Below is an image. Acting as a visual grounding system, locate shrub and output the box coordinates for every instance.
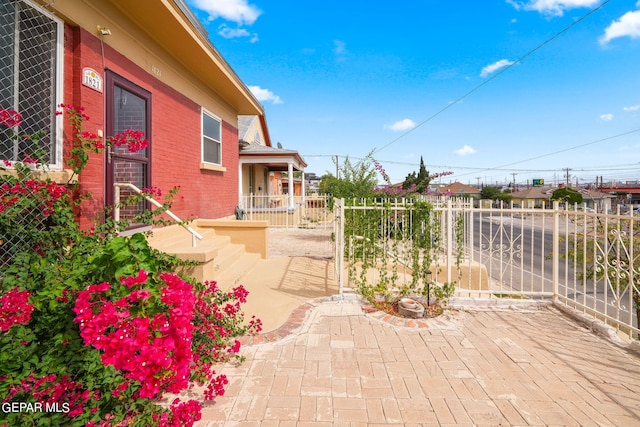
[0,106,261,426]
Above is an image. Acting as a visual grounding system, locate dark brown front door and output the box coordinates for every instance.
[105,72,151,225]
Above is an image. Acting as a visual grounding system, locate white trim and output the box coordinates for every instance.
[52,4,64,171]
[239,155,305,171]
[4,0,64,170]
[200,107,222,166]
[287,162,294,210]
[238,160,243,208]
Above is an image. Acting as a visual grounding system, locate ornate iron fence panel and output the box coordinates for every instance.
[336,198,639,339]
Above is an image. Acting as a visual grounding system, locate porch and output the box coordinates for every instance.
[238,142,308,212]
[239,194,333,229]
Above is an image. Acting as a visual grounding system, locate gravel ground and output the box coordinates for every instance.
[267,228,334,259]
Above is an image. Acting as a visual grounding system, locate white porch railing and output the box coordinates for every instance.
[335,198,640,340]
[113,183,203,247]
[240,194,333,229]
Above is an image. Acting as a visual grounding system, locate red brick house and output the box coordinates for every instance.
[2,0,263,229]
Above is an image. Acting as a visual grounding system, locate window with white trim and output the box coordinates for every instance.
[201,110,221,165]
[0,0,63,167]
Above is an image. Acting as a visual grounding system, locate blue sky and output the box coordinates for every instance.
[186,0,640,188]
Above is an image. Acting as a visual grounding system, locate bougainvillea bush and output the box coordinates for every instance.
[0,106,261,426]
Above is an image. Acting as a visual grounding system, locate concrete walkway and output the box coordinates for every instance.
[195,297,640,426]
[238,256,338,333]
[193,229,640,426]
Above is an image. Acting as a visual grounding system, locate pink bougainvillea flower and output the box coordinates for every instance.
[0,108,22,128]
[22,154,38,164]
[120,269,148,288]
[0,288,34,331]
[142,186,162,198]
[108,129,149,152]
[74,271,196,400]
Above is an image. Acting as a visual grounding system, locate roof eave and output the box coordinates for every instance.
[109,0,264,115]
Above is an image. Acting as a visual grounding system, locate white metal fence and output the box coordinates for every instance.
[240,194,333,229]
[334,198,640,339]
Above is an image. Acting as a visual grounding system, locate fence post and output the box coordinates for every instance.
[446,199,453,284]
[335,198,345,295]
[552,201,560,302]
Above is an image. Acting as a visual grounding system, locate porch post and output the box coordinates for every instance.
[288,162,294,210]
[238,161,244,209]
[301,170,306,203]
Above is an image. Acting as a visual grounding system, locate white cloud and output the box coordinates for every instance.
[507,0,600,16]
[385,119,416,131]
[217,25,259,42]
[624,104,640,112]
[333,40,348,62]
[480,59,514,77]
[600,113,614,121]
[248,86,283,104]
[218,26,249,38]
[600,10,640,44]
[189,0,261,25]
[454,145,477,156]
[333,40,346,55]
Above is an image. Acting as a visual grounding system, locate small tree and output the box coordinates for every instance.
[552,187,583,205]
[402,156,429,192]
[480,186,512,203]
[319,152,378,200]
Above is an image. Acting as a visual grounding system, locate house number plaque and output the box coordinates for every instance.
[82,68,103,93]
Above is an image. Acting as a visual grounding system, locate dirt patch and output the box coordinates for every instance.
[268,228,334,259]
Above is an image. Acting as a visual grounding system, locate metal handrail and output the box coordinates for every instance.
[114,183,203,247]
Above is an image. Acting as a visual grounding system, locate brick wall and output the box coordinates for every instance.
[64,26,240,228]
[66,25,107,229]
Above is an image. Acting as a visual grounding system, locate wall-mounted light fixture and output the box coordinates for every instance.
[97,25,111,36]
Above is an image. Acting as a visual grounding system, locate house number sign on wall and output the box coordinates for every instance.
[82,68,103,93]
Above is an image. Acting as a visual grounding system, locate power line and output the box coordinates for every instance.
[305,152,640,175]
[455,126,640,178]
[370,0,613,155]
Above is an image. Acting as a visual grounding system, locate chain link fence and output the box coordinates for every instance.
[1,0,62,267]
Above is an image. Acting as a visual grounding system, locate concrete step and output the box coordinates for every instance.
[214,252,261,290]
[148,225,216,250]
[147,223,261,286]
[149,227,229,264]
[212,243,245,273]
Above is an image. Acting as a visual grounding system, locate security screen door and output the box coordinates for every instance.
[105,72,151,226]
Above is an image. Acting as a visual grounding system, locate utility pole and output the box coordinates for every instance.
[563,168,572,186]
[511,172,517,191]
[335,155,339,179]
[476,176,481,189]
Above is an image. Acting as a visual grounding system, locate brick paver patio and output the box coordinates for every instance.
[195,298,640,426]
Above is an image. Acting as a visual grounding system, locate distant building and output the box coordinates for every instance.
[510,186,613,212]
[510,187,553,208]
[305,173,322,194]
[432,182,481,205]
